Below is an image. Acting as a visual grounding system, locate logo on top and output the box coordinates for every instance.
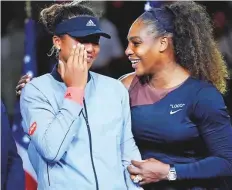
[86,19,96,27]
[169,104,185,115]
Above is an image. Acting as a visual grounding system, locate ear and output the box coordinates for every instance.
[159,36,169,52]
[52,35,62,50]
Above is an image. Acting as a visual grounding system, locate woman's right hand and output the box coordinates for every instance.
[59,43,88,89]
[16,44,87,96]
[16,74,32,96]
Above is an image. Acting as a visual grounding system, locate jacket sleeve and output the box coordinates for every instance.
[20,83,84,162]
[119,84,143,189]
[175,86,232,180]
[1,101,25,190]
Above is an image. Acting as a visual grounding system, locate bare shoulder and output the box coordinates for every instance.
[118,72,136,90]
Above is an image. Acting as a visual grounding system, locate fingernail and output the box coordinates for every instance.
[21,83,25,87]
[73,45,76,49]
[26,79,30,82]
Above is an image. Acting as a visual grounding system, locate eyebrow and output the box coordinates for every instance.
[127,36,142,41]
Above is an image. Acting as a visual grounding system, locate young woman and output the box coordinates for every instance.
[18,2,141,190]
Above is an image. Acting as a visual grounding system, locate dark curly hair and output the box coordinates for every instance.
[139,1,228,94]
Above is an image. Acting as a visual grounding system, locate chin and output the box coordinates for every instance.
[87,62,93,70]
[135,69,145,77]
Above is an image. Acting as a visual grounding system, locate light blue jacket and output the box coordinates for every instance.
[20,68,142,190]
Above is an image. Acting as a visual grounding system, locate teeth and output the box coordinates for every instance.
[131,60,140,64]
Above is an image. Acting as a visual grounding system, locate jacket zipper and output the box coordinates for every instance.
[82,99,99,190]
[47,162,50,186]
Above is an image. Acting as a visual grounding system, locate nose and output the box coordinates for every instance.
[125,44,133,57]
[84,43,94,53]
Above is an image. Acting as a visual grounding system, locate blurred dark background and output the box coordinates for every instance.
[1,1,232,124]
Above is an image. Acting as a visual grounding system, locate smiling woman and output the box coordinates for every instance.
[121,1,232,190]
